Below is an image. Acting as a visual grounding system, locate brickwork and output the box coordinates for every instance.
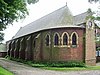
[41,28,85,62]
[85,19,96,66]
[6,26,96,65]
[19,38,26,59]
[25,36,33,60]
[14,40,19,58]
[33,33,42,61]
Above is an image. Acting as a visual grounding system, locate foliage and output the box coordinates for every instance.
[86,8,94,19]
[26,0,39,4]
[0,0,38,41]
[6,56,100,71]
[0,66,14,75]
[42,66,100,71]
[97,47,100,51]
[88,0,99,3]
[31,61,85,67]
[96,40,100,45]
[6,56,85,67]
[88,0,100,21]
[0,32,4,42]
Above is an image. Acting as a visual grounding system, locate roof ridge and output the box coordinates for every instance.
[74,11,87,17]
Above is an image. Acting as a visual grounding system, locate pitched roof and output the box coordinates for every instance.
[73,12,88,25]
[13,5,87,39]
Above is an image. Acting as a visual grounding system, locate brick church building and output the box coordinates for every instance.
[6,5,96,65]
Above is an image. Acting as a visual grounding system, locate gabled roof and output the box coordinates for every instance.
[13,5,87,39]
[73,12,88,25]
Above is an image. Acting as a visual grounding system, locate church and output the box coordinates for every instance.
[6,5,96,66]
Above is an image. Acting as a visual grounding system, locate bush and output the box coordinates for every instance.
[6,56,85,67]
[32,61,85,67]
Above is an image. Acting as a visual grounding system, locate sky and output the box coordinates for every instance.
[3,0,99,43]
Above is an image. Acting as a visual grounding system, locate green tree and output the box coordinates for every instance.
[88,0,100,20]
[0,0,38,42]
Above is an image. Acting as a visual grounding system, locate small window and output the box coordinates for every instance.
[63,33,68,45]
[45,34,50,46]
[54,33,59,46]
[72,33,77,45]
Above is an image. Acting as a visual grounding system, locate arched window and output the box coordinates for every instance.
[72,33,77,45]
[71,32,78,47]
[62,32,69,45]
[45,34,50,46]
[54,33,60,46]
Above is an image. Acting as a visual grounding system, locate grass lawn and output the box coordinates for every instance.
[8,57,100,71]
[41,66,100,71]
[29,63,100,71]
[20,60,100,71]
[0,67,14,75]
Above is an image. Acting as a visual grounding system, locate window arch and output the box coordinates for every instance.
[71,32,78,46]
[45,34,50,46]
[61,32,69,46]
[54,33,60,46]
[72,33,77,45]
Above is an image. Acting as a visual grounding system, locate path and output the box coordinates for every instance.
[0,58,100,75]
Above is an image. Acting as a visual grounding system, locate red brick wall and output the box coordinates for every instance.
[42,28,85,62]
[85,20,96,66]
[7,27,85,62]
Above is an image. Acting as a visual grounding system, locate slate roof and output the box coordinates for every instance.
[73,12,88,25]
[13,5,88,39]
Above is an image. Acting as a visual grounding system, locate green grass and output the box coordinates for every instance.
[87,66,100,70]
[29,62,100,71]
[41,66,100,71]
[0,67,14,75]
[7,56,100,71]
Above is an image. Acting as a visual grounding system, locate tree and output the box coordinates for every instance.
[0,0,38,42]
[88,0,100,21]
[0,32,4,43]
[88,0,99,3]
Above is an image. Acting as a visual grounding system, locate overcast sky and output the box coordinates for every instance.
[3,0,99,43]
